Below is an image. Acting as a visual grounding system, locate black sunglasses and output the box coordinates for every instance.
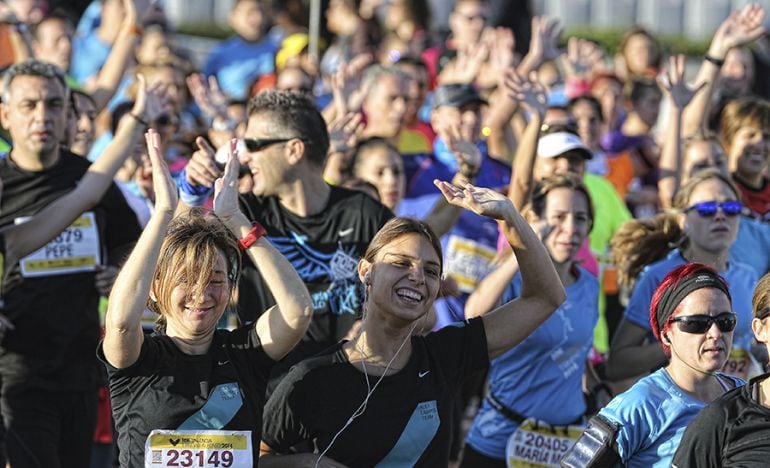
[668,312,737,334]
[243,137,300,152]
[684,200,742,217]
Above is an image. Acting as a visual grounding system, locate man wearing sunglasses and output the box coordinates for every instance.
[179,90,393,391]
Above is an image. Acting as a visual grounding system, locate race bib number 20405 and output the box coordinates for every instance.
[144,430,252,468]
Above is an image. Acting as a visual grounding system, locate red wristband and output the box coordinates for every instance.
[238,222,267,250]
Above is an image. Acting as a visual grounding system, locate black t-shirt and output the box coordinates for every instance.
[99,327,275,468]
[673,372,770,467]
[237,186,392,362]
[262,317,489,467]
[0,151,141,394]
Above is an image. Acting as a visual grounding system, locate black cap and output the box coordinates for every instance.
[432,83,487,110]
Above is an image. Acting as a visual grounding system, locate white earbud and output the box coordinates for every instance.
[364,272,371,285]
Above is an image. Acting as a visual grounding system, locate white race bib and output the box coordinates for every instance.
[444,235,496,294]
[724,347,763,381]
[506,418,583,468]
[144,430,252,468]
[17,212,101,277]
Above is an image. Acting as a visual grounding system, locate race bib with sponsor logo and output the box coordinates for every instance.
[17,212,101,277]
[506,418,584,468]
[144,430,252,468]
[444,235,496,294]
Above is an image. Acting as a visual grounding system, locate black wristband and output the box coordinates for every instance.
[129,112,149,127]
[704,54,725,68]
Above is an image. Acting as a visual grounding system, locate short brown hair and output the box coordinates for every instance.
[150,209,241,331]
[363,217,443,274]
[719,97,770,154]
[530,173,594,232]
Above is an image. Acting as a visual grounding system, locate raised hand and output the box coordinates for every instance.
[658,54,706,111]
[185,137,221,188]
[213,139,247,227]
[710,3,766,59]
[434,180,514,221]
[186,73,229,121]
[563,37,603,80]
[328,112,364,155]
[131,74,171,124]
[503,69,548,117]
[488,27,517,86]
[441,121,481,173]
[527,16,563,66]
[438,43,489,85]
[145,128,178,213]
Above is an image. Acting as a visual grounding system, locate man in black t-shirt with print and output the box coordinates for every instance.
[0,60,141,467]
[182,91,392,388]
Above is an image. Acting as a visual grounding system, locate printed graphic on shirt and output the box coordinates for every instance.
[271,232,360,316]
[178,383,243,430]
[376,400,440,467]
[549,303,591,380]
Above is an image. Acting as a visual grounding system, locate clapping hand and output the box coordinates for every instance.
[145,128,178,214]
[213,140,249,228]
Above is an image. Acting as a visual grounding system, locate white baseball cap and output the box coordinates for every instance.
[537,132,593,159]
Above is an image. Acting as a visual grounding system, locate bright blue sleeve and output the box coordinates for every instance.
[599,390,653,463]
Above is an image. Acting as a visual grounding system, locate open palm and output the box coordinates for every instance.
[434,180,513,220]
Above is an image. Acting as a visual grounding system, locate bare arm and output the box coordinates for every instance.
[517,16,562,77]
[102,128,178,369]
[86,0,140,112]
[606,318,667,381]
[464,253,519,318]
[503,69,547,210]
[213,144,313,361]
[436,182,565,359]
[483,28,519,162]
[2,75,167,267]
[657,55,705,209]
[681,4,766,137]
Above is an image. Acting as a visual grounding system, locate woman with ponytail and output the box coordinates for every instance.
[607,169,758,383]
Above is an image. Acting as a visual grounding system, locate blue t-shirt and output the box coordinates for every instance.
[624,249,758,351]
[599,368,742,468]
[730,216,770,278]
[398,140,511,327]
[70,30,111,84]
[465,266,599,459]
[203,35,277,100]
